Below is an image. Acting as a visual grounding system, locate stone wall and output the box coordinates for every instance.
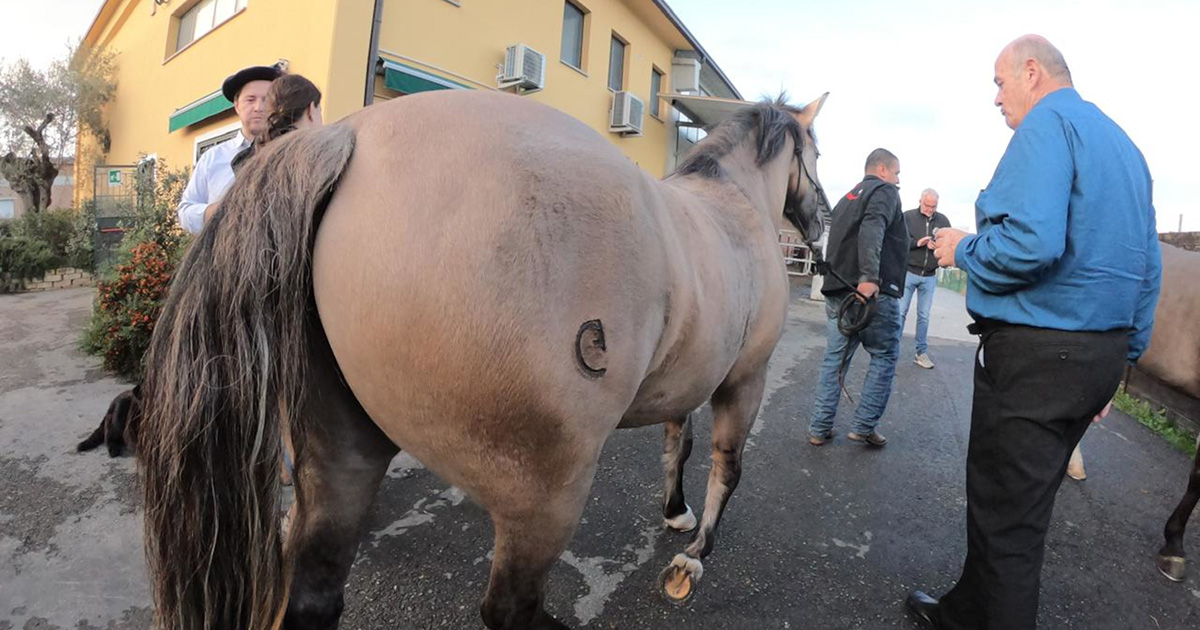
[1159,232,1200,253]
[1,267,94,293]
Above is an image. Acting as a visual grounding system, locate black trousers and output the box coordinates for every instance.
[939,324,1127,630]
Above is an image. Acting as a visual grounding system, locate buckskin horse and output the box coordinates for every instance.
[138,89,830,629]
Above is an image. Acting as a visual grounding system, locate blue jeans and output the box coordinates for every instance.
[899,271,937,355]
[809,293,901,437]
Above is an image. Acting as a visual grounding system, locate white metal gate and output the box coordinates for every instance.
[779,229,814,276]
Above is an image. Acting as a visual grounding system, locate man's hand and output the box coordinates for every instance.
[1093,401,1112,424]
[917,236,933,248]
[933,228,969,267]
[856,282,879,298]
[202,203,218,227]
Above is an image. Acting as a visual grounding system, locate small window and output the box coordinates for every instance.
[0,199,15,220]
[676,112,707,148]
[177,7,199,50]
[214,0,237,21]
[176,0,247,53]
[608,35,626,91]
[561,2,585,69]
[650,68,663,117]
[195,129,238,163]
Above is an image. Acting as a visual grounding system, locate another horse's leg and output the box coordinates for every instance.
[1066,443,1086,481]
[657,370,765,604]
[283,342,399,629]
[1157,442,1200,582]
[662,414,697,531]
[481,464,596,630]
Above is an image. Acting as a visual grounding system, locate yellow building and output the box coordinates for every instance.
[77,0,742,207]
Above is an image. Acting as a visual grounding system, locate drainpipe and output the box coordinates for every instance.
[363,0,384,107]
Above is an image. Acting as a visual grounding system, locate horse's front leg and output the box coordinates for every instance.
[662,414,697,531]
[1157,440,1200,582]
[657,369,765,604]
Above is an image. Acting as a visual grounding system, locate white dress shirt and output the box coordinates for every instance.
[176,131,251,234]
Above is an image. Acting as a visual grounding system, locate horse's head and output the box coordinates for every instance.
[783,93,831,261]
[672,94,831,257]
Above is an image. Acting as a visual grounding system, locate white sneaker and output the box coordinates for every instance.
[914,353,935,369]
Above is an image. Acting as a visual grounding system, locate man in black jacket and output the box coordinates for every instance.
[900,189,952,369]
[808,148,908,448]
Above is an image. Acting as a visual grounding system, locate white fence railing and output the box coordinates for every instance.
[779,229,814,276]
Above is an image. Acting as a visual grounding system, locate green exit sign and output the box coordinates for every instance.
[108,170,121,185]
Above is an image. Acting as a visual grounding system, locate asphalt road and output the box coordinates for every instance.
[2,286,1198,629]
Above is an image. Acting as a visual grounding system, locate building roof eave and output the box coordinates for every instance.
[81,0,120,48]
[665,93,752,129]
[649,0,741,100]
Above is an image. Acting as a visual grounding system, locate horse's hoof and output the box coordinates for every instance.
[664,505,697,532]
[656,553,703,605]
[1156,554,1186,582]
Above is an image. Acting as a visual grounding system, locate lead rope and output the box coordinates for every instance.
[813,261,878,404]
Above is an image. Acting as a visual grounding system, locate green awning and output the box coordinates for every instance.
[382,60,470,94]
[169,90,233,132]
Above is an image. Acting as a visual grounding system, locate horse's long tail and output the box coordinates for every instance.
[139,124,356,630]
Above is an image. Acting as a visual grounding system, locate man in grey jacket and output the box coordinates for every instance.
[900,189,952,368]
[808,148,908,448]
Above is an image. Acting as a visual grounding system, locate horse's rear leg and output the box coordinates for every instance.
[662,414,697,531]
[1157,444,1200,582]
[481,454,598,630]
[283,346,399,629]
[657,370,765,604]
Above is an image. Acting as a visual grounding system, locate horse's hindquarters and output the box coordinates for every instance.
[311,94,681,628]
[311,92,667,506]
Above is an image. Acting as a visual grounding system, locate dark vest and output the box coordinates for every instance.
[822,177,908,298]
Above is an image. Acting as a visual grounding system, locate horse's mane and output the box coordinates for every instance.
[674,96,804,180]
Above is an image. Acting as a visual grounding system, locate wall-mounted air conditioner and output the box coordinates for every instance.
[497,44,545,93]
[609,91,645,136]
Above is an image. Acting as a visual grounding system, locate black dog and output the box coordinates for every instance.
[77,384,142,457]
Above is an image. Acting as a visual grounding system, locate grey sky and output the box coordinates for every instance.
[672,0,1199,232]
[3,0,1195,231]
[0,0,98,71]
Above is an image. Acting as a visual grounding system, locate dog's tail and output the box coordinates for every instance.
[76,422,106,452]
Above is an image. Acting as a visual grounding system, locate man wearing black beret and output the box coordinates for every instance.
[176,64,281,233]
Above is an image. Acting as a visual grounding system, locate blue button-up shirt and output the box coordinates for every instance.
[955,88,1162,362]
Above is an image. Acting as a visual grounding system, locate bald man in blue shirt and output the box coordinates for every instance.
[907,35,1162,630]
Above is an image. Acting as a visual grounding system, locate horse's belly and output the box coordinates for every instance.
[617,402,701,428]
[615,292,783,428]
[618,372,722,428]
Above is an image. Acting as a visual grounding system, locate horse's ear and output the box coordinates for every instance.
[795,92,830,127]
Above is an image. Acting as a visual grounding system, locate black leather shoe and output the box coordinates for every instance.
[906,591,942,628]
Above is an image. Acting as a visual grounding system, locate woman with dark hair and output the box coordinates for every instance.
[232,73,323,171]
[264,73,323,140]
